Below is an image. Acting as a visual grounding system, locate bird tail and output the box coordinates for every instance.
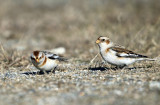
[58,57,68,62]
[144,58,155,61]
[150,56,160,62]
[137,58,155,61]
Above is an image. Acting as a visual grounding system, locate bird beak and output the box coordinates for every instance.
[36,59,39,63]
[96,40,100,44]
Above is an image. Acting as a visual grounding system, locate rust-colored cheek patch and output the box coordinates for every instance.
[105,48,110,53]
[39,57,47,67]
[40,54,44,59]
[106,40,110,44]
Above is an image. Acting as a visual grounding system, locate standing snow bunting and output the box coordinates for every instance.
[96,36,154,68]
[30,50,66,73]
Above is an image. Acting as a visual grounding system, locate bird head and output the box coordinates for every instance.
[30,51,45,64]
[96,36,113,49]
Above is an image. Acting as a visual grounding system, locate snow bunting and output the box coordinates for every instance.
[96,36,153,68]
[30,51,65,73]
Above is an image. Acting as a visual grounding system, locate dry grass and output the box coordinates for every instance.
[0,0,160,105]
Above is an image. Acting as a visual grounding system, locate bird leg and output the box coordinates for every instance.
[115,65,127,69]
[51,67,57,74]
[38,70,46,75]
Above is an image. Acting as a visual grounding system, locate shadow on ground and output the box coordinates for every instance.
[88,66,152,71]
[22,70,55,75]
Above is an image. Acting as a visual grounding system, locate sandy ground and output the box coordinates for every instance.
[0,0,160,105]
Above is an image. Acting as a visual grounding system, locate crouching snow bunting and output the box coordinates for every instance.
[30,51,66,73]
[96,36,154,68]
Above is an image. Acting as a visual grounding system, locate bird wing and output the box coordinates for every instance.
[110,47,148,58]
[42,51,67,61]
[42,51,59,59]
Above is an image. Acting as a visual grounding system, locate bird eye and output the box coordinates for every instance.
[101,39,105,42]
[39,57,42,59]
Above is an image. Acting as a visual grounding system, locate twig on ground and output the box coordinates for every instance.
[90,53,99,64]
[8,57,24,67]
[0,43,9,61]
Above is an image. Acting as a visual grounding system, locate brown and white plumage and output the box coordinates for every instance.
[30,50,65,72]
[96,36,153,68]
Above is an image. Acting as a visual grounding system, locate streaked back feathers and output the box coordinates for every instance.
[42,51,67,62]
[110,47,148,58]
